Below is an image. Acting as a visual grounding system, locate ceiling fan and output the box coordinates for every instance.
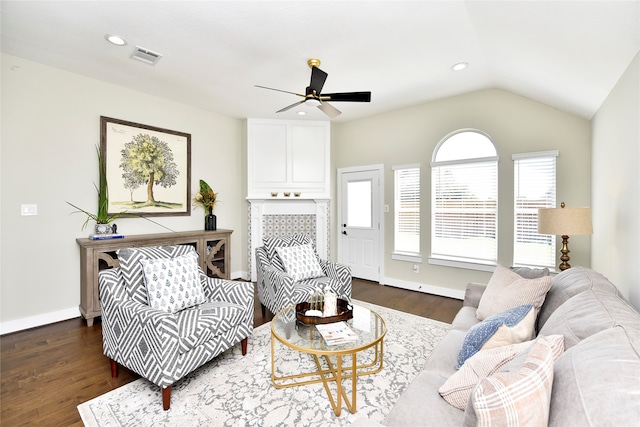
[255,58,371,119]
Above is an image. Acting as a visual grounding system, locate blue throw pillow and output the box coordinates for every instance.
[456,304,535,369]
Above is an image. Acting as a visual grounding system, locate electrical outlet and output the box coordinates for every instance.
[413,264,419,273]
[21,204,37,216]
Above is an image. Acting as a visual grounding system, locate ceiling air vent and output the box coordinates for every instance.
[130,46,163,65]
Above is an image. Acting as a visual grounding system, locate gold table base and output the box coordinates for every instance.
[270,327,384,416]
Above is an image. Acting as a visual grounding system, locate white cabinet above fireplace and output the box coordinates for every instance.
[247,119,330,199]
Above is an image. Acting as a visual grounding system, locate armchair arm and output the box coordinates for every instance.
[318,258,352,299]
[201,275,254,309]
[318,258,350,281]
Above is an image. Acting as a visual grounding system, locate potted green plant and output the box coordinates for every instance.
[67,146,127,234]
[193,179,218,230]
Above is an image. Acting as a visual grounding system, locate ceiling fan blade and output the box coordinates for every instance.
[318,101,341,119]
[321,91,371,102]
[309,66,328,94]
[255,85,305,97]
[276,99,306,113]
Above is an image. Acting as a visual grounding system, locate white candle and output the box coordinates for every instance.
[323,291,337,317]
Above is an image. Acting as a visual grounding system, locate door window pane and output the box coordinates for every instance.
[348,180,372,228]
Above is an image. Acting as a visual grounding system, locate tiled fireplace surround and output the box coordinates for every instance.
[247,199,330,281]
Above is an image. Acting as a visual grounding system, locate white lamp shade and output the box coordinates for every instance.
[538,206,593,236]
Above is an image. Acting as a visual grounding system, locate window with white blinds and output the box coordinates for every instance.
[431,131,498,265]
[513,151,558,269]
[394,165,420,255]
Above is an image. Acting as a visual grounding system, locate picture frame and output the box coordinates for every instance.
[100,116,191,217]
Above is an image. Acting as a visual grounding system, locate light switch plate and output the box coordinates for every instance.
[21,204,37,216]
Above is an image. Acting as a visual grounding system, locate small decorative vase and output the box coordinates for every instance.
[205,208,217,231]
[94,223,115,234]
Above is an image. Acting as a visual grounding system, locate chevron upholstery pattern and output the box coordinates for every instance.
[99,245,253,410]
[256,235,351,317]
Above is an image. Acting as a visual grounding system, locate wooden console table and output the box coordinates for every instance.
[77,229,233,326]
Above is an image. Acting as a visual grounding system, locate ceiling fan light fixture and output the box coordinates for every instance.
[297,111,307,116]
[105,34,127,46]
[305,98,321,107]
[451,62,468,71]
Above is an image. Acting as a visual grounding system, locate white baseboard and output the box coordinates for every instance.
[1,306,81,335]
[381,277,465,300]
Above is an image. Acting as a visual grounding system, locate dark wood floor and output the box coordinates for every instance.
[0,279,462,426]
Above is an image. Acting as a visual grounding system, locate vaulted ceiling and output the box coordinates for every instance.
[2,1,638,122]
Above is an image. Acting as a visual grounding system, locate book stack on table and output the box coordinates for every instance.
[88,233,125,240]
[315,322,358,345]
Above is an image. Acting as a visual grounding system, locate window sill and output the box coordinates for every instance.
[392,252,422,263]
[428,256,496,272]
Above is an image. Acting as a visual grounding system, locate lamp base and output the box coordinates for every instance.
[558,235,571,271]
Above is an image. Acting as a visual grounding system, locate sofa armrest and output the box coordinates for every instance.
[463,282,487,308]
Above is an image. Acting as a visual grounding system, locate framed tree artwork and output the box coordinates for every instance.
[100,116,191,217]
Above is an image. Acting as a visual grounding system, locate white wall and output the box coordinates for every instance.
[591,52,640,309]
[332,89,592,296]
[0,54,245,332]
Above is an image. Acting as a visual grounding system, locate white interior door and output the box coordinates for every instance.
[338,166,383,282]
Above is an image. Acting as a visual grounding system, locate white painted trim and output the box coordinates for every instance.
[1,307,81,335]
[381,277,465,300]
[428,257,496,273]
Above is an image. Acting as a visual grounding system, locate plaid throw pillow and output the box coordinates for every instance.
[470,336,556,427]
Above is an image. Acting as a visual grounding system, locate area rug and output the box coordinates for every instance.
[78,300,450,426]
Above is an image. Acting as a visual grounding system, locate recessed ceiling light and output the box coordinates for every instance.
[105,34,127,46]
[451,62,468,71]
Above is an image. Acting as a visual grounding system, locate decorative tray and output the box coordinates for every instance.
[295,298,353,325]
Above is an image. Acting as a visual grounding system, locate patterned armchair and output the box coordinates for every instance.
[255,234,352,317]
[99,245,253,410]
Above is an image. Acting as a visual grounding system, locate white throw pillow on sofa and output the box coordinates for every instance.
[477,264,553,320]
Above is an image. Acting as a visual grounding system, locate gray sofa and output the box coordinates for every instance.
[358,266,640,426]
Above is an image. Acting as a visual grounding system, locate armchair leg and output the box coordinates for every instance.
[110,359,118,378]
[162,386,172,410]
[260,303,266,317]
[241,337,248,355]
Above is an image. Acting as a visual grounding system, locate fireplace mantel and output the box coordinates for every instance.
[247,198,330,281]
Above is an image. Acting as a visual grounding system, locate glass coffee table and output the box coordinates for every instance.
[270,303,386,416]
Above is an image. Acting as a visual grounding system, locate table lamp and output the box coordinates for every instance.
[538,202,592,271]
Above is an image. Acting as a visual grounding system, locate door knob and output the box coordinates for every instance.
[342,224,347,227]
[342,231,347,235]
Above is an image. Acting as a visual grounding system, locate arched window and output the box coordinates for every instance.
[430,130,498,267]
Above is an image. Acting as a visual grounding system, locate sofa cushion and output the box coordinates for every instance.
[175,301,244,354]
[383,371,464,427]
[117,245,198,305]
[549,326,640,426]
[476,265,553,320]
[263,234,313,271]
[539,289,640,349]
[441,335,563,410]
[467,336,556,427]
[457,305,535,369]
[276,243,324,281]
[538,266,620,329]
[141,252,205,313]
